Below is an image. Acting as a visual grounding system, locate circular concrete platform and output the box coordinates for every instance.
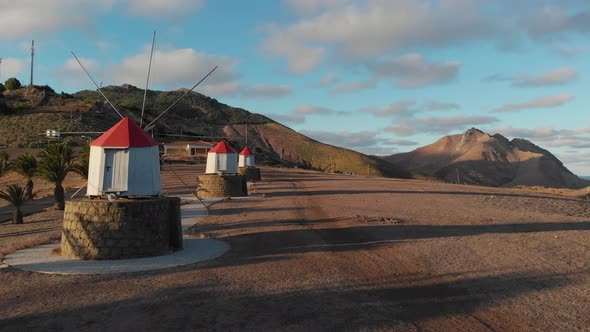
[3,237,229,275]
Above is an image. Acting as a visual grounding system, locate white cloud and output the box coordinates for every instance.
[300,129,379,148]
[330,79,377,94]
[367,54,460,88]
[385,114,499,136]
[283,0,353,16]
[424,100,460,111]
[262,0,490,72]
[386,139,420,146]
[515,67,578,86]
[488,125,590,150]
[293,105,336,115]
[0,1,204,40]
[0,57,26,81]
[60,47,289,99]
[202,81,243,97]
[550,44,586,58]
[366,100,417,118]
[491,125,561,140]
[242,84,292,99]
[126,0,204,18]
[57,57,101,89]
[0,1,116,39]
[487,67,578,87]
[526,6,590,39]
[491,93,574,113]
[362,99,460,118]
[319,72,341,87]
[298,128,415,156]
[261,32,325,73]
[267,104,343,124]
[108,48,239,94]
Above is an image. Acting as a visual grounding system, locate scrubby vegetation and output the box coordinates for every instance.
[12,153,38,200]
[37,144,77,210]
[0,184,26,224]
[4,77,22,90]
[0,83,411,180]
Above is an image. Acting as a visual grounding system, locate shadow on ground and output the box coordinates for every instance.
[0,270,579,331]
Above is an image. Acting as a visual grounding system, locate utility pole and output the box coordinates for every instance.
[456,168,460,184]
[30,40,34,86]
[0,58,3,82]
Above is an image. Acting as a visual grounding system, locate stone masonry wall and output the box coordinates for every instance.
[238,167,261,182]
[61,197,182,260]
[196,174,247,199]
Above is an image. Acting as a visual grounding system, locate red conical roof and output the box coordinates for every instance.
[91,117,157,147]
[209,140,236,154]
[239,146,254,156]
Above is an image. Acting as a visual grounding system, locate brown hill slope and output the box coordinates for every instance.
[0,85,410,179]
[384,128,589,189]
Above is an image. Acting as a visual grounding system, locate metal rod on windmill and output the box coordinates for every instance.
[144,65,218,129]
[70,51,125,119]
[140,30,156,128]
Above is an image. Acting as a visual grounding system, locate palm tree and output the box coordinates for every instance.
[0,184,26,224]
[12,153,37,200]
[72,145,90,180]
[0,151,10,177]
[38,144,76,210]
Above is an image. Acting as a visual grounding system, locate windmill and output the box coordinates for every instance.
[59,31,217,260]
[71,31,216,208]
[238,145,261,181]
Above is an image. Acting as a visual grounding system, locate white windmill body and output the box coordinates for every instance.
[86,117,161,196]
[206,141,238,174]
[238,146,255,167]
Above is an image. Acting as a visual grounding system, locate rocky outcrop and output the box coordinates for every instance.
[384,128,589,189]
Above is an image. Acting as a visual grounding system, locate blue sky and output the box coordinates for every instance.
[2,0,590,174]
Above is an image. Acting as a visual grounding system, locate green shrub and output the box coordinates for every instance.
[4,77,22,90]
[15,103,31,110]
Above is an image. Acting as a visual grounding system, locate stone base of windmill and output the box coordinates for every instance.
[196,174,247,199]
[60,197,183,260]
[238,167,261,182]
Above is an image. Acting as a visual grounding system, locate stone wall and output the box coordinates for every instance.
[196,174,247,199]
[238,167,261,182]
[61,197,182,260]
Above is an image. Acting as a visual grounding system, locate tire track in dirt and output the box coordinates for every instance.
[285,179,498,331]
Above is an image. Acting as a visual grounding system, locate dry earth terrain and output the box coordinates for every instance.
[1,166,590,331]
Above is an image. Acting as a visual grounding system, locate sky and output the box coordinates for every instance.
[2,0,590,174]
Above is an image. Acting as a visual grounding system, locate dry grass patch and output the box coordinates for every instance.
[0,209,62,261]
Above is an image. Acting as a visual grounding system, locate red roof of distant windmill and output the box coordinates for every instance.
[209,141,236,154]
[239,146,254,156]
[91,117,157,147]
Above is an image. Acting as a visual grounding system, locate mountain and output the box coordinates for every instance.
[0,84,410,179]
[384,128,589,189]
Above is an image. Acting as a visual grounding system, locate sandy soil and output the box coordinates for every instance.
[1,166,590,331]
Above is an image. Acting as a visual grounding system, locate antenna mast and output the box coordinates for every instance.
[141,31,156,128]
[30,40,34,86]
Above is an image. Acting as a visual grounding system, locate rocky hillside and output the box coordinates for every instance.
[0,85,410,179]
[384,128,589,189]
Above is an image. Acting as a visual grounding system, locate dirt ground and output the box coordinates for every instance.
[1,166,590,331]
